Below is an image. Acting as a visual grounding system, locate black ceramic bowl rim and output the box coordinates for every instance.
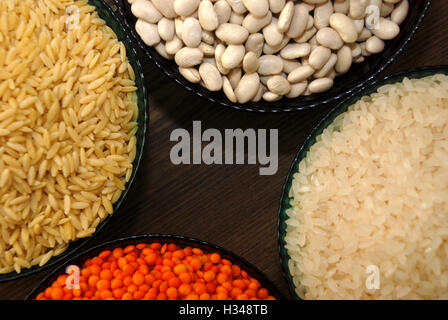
[277,65,448,300]
[26,234,285,300]
[114,0,431,113]
[0,0,149,282]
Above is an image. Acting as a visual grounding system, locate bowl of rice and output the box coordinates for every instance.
[0,0,148,281]
[278,65,448,300]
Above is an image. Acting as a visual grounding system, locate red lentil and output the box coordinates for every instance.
[35,243,276,301]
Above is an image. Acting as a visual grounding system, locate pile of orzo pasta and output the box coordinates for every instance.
[0,0,139,274]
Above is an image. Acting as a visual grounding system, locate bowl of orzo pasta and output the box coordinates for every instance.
[0,0,148,281]
[278,65,448,300]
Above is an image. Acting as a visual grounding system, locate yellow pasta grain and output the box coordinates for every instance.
[0,0,138,274]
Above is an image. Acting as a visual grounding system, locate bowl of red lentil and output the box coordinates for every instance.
[27,234,283,300]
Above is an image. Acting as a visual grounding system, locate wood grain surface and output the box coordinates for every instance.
[0,0,447,300]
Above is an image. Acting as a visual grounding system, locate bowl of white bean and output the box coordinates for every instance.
[115,0,430,112]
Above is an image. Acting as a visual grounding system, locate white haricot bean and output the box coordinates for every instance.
[353,19,364,34]
[216,23,249,44]
[349,0,368,19]
[199,42,215,56]
[334,0,349,14]
[229,12,245,25]
[131,0,407,102]
[242,12,272,33]
[135,20,160,46]
[371,18,399,40]
[282,58,301,74]
[295,26,317,43]
[267,75,291,95]
[199,63,223,91]
[198,0,219,31]
[202,30,215,45]
[258,55,283,75]
[286,4,308,39]
[226,0,247,14]
[132,0,163,24]
[286,81,307,98]
[365,36,384,54]
[228,68,242,88]
[316,27,343,50]
[179,67,201,83]
[182,18,202,47]
[234,73,260,103]
[303,0,327,5]
[314,1,333,29]
[359,41,370,57]
[174,0,200,17]
[242,0,269,18]
[262,36,289,54]
[166,36,184,55]
[152,0,176,18]
[252,84,264,102]
[221,44,246,69]
[358,28,372,41]
[348,42,361,58]
[175,47,204,67]
[391,0,409,25]
[314,53,337,78]
[306,14,314,30]
[302,4,315,12]
[329,13,358,43]
[260,75,270,86]
[263,18,283,47]
[215,43,230,75]
[155,43,174,60]
[327,69,336,80]
[203,57,216,65]
[277,1,294,33]
[243,51,259,73]
[245,33,265,57]
[222,76,238,102]
[309,77,333,93]
[288,65,314,83]
[214,0,232,25]
[269,0,286,14]
[335,45,352,73]
[263,91,281,101]
[309,46,331,70]
[309,34,318,45]
[280,43,311,59]
[158,18,175,42]
[174,18,183,38]
[381,2,394,17]
[354,55,365,63]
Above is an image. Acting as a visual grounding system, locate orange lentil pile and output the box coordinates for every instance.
[35,242,276,300]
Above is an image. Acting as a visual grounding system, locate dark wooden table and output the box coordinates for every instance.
[0,1,446,300]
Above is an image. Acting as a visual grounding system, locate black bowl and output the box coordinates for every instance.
[278,65,448,299]
[114,0,431,113]
[27,234,285,300]
[0,0,148,282]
